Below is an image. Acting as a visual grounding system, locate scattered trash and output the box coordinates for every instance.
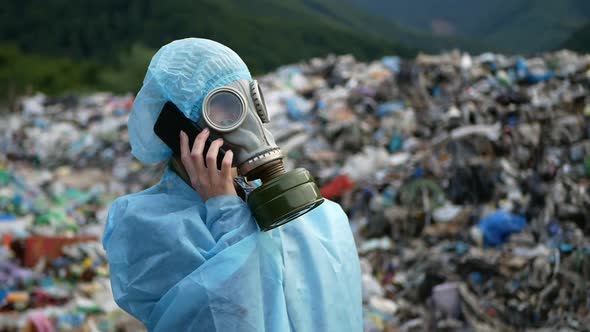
[476,211,527,247]
[259,50,589,331]
[432,282,461,318]
[2,49,590,330]
[0,93,149,330]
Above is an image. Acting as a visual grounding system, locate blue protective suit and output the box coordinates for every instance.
[103,38,362,331]
[104,168,362,331]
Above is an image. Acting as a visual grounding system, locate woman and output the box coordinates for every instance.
[103,38,362,331]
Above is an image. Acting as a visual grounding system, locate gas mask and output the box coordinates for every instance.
[194,79,324,231]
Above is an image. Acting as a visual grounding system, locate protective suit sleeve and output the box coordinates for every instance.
[103,190,257,325]
[205,195,259,242]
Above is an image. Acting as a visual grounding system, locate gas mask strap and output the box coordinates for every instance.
[250,80,269,123]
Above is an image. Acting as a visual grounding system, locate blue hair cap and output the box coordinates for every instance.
[128,38,252,164]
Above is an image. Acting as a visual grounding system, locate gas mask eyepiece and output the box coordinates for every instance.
[202,86,247,132]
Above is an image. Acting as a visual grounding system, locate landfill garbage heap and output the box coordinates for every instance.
[1,49,590,331]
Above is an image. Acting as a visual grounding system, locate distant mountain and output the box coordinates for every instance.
[562,23,590,53]
[3,0,588,68]
[2,0,430,98]
[0,0,414,74]
[0,0,507,74]
[343,0,590,53]
[301,0,493,54]
[3,0,588,99]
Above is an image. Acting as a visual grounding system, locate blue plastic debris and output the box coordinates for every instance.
[454,242,470,255]
[388,134,403,152]
[286,96,312,121]
[377,101,404,118]
[559,243,575,253]
[548,222,561,236]
[413,167,424,179]
[381,56,400,73]
[469,271,483,285]
[0,213,16,222]
[0,289,7,305]
[287,98,304,120]
[431,86,441,97]
[515,57,554,84]
[477,211,527,246]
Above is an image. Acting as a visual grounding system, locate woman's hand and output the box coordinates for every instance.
[179,128,237,200]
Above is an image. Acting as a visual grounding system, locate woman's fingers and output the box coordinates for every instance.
[178,129,237,200]
[191,128,209,175]
[179,131,198,183]
[220,150,233,181]
[206,138,224,179]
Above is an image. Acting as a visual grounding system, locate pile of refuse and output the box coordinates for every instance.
[1,49,590,331]
[0,94,153,331]
[259,50,590,331]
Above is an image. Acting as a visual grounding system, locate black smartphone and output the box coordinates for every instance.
[154,101,229,169]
